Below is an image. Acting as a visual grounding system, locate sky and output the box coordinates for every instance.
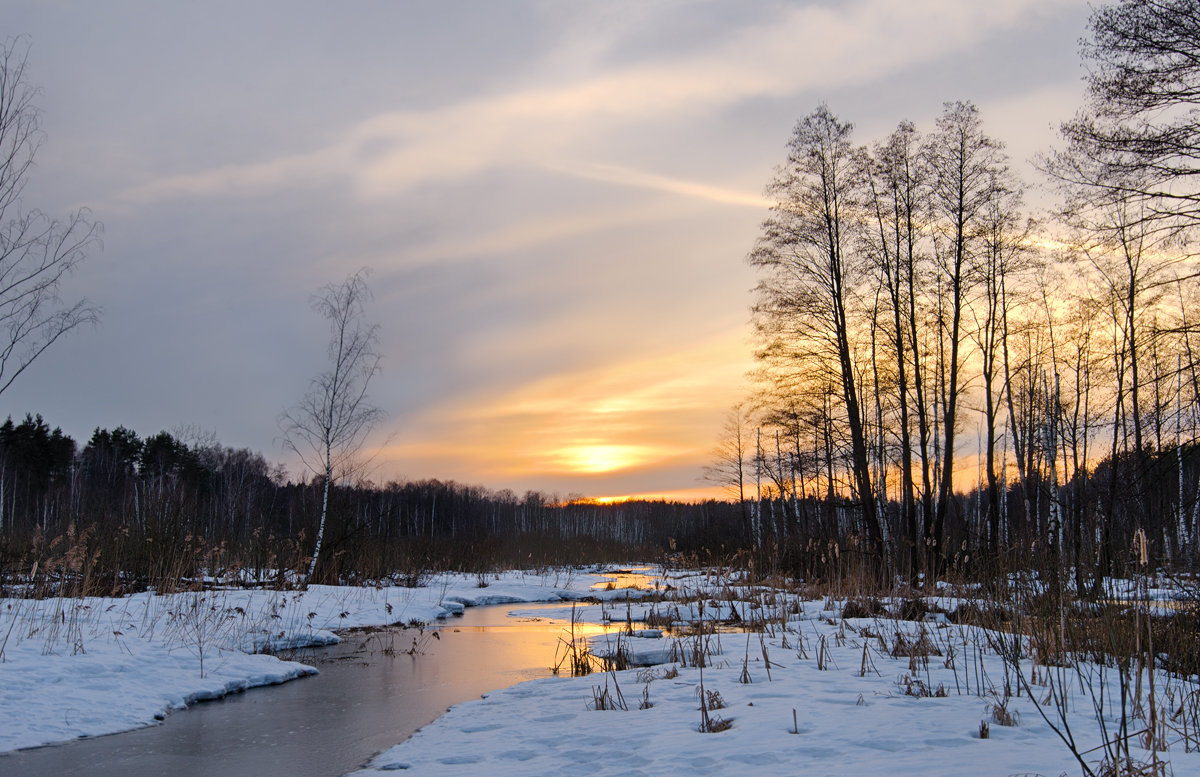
[2,0,1094,501]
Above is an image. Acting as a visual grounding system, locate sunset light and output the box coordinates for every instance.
[376,330,752,497]
[558,444,648,474]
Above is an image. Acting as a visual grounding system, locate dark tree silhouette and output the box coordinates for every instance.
[1051,0,1200,243]
[0,38,100,396]
[749,105,885,570]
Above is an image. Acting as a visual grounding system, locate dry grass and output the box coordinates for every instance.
[1095,756,1169,777]
[590,675,628,711]
[890,628,942,659]
[897,674,948,698]
[988,699,1020,727]
[552,603,596,676]
[841,597,887,619]
[699,715,734,733]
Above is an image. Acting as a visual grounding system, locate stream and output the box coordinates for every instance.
[0,601,602,777]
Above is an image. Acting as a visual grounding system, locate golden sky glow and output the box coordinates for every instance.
[558,444,652,474]
[378,330,753,499]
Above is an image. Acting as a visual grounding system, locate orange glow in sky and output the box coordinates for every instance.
[583,485,728,505]
[377,330,753,499]
[557,444,652,474]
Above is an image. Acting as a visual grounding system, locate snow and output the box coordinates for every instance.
[0,568,621,752]
[588,631,679,666]
[4,566,1199,777]
[355,583,1200,777]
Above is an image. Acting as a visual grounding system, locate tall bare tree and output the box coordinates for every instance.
[863,120,930,581]
[923,101,1007,575]
[280,269,384,584]
[1054,291,1103,593]
[749,105,884,569]
[971,182,1032,560]
[0,37,100,396]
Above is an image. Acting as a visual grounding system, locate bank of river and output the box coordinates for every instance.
[1,602,594,777]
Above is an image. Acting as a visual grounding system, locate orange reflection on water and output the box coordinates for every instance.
[439,602,632,671]
[589,567,660,592]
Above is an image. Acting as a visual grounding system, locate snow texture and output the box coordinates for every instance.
[355,578,1200,777]
[0,568,619,752]
[4,566,1199,777]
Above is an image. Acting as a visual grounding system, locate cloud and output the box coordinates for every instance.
[546,161,771,209]
[18,0,1095,503]
[119,0,1083,207]
[401,201,671,264]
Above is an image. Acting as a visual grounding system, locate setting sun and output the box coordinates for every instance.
[558,444,647,474]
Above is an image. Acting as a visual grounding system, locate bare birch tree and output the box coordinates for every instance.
[280,269,383,584]
[0,37,100,396]
[923,101,1007,575]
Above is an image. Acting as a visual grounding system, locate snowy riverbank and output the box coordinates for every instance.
[4,567,1199,777]
[0,567,631,752]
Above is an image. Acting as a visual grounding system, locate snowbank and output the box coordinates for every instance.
[0,567,639,752]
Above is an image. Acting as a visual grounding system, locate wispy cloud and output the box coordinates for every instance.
[547,161,770,209]
[119,0,1081,207]
[400,202,670,264]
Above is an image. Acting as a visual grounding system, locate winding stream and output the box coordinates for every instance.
[0,601,604,777]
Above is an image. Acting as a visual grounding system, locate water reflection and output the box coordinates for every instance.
[588,565,662,593]
[0,602,600,777]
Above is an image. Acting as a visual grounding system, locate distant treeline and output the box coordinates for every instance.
[0,414,750,590]
[1,412,1197,595]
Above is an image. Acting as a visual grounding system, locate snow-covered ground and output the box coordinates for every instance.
[3,566,1198,777]
[358,579,1200,777]
[0,567,632,752]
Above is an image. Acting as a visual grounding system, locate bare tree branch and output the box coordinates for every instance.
[279,268,384,583]
[0,37,100,396]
